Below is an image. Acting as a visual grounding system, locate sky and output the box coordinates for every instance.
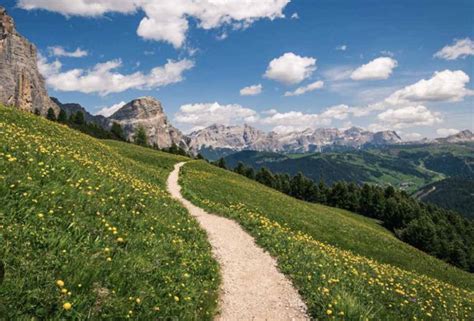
[3,0,473,139]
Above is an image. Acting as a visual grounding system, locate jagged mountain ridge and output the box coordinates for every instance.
[187,124,402,154]
[0,6,58,115]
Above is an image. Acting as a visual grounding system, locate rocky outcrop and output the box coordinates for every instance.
[435,130,473,144]
[0,6,58,115]
[188,124,403,154]
[186,124,278,152]
[109,97,185,148]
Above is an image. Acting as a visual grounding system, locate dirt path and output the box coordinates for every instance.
[167,162,309,321]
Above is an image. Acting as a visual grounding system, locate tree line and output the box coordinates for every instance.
[41,108,194,158]
[214,158,474,272]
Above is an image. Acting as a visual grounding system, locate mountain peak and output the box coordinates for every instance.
[108,97,184,148]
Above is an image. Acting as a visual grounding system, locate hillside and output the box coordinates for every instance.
[223,143,474,193]
[179,161,474,319]
[0,106,219,319]
[414,178,474,219]
[1,105,473,320]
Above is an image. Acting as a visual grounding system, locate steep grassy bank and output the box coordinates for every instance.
[180,161,474,319]
[0,106,219,320]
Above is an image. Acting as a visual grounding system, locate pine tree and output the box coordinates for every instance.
[46,107,56,121]
[216,157,227,169]
[134,126,148,146]
[74,111,85,125]
[57,109,67,122]
[111,122,125,140]
[255,167,275,188]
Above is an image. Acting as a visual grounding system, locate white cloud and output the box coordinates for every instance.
[322,66,353,81]
[284,80,324,96]
[37,53,62,78]
[336,45,347,51]
[386,70,473,104]
[351,57,398,80]
[38,57,194,95]
[174,102,258,131]
[260,110,328,133]
[436,128,460,137]
[290,12,299,19]
[320,104,350,120]
[95,101,126,117]
[173,101,356,133]
[380,50,394,57]
[19,0,290,48]
[264,52,317,85]
[401,132,422,141]
[240,84,263,96]
[377,105,442,129]
[434,38,474,60]
[48,46,88,58]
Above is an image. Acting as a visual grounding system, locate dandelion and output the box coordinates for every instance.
[174,296,180,302]
[326,309,333,315]
[56,280,65,287]
[63,302,72,310]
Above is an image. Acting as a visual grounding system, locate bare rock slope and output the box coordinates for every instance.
[0,6,58,115]
[109,97,185,148]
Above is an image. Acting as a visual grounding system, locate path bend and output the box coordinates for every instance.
[167,162,309,321]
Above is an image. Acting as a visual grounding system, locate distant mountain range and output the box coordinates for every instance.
[186,124,403,158]
[0,6,472,155]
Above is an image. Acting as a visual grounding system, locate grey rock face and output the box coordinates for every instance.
[0,6,58,115]
[187,124,403,154]
[435,130,474,143]
[109,97,185,148]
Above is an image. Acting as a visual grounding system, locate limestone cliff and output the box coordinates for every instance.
[109,97,185,148]
[0,6,58,115]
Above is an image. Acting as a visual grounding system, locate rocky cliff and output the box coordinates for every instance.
[0,6,58,115]
[109,97,185,148]
[188,124,402,154]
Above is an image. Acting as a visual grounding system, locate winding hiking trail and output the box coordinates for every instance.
[167,162,309,321]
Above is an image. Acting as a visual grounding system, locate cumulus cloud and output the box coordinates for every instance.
[37,53,62,78]
[320,104,350,120]
[264,52,317,85]
[386,70,473,104]
[350,69,473,118]
[436,128,460,137]
[240,84,263,96]
[18,0,290,48]
[336,44,347,51]
[48,46,88,58]
[377,105,442,129]
[38,56,194,95]
[95,101,126,117]
[350,57,398,80]
[173,101,356,133]
[284,80,324,96]
[434,38,474,60]
[174,102,258,131]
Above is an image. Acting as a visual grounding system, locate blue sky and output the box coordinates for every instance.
[4,0,473,138]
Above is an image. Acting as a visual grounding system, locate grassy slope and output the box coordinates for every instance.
[180,161,474,319]
[0,106,219,320]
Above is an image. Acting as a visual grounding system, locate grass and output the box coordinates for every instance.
[179,161,474,319]
[0,106,220,320]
